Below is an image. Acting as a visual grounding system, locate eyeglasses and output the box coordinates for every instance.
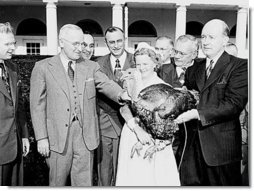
[173,49,194,57]
[155,47,170,51]
[62,38,85,48]
[4,41,16,47]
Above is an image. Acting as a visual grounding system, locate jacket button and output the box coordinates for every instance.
[65,124,68,127]
[9,102,13,106]
[67,108,70,112]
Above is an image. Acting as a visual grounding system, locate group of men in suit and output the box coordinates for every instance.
[0,18,248,186]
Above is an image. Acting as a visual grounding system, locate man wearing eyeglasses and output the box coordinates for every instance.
[155,36,181,87]
[95,26,135,186]
[30,24,128,186]
[0,22,29,186]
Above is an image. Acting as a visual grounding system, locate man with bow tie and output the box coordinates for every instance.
[95,26,135,186]
[175,19,248,186]
[0,22,29,186]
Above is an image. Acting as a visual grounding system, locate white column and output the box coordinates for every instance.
[124,5,128,49]
[175,5,187,40]
[112,3,123,29]
[43,0,58,55]
[235,7,248,58]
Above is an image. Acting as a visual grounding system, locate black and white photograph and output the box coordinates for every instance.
[0,0,250,187]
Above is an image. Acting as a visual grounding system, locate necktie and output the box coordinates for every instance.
[0,62,11,95]
[179,68,186,84]
[68,61,74,82]
[114,59,121,75]
[114,59,122,81]
[206,60,214,79]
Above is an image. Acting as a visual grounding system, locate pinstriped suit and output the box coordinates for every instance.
[178,52,248,185]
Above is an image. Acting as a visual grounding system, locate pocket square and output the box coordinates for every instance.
[217,77,227,85]
[85,78,94,82]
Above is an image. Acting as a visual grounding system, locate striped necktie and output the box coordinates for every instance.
[114,59,121,76]
[206,60,214,79]
[0,62,11,95]
[68,61,74,82]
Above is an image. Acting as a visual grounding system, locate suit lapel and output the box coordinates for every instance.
[202,52,230,93]
[194,60,206,92]
[0,78,12,100]
[48,55,70,99]
[76,59,88,95]
[122,52,133,70]
[8,67,17,106]
[103,55,114,79]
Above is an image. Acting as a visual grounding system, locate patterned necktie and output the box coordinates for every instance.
[114,59,122,81]
[206,60,214,79]
[114,59,121,75]
[68,61,74,82]
[0,62,11,95]
[179,67,186,84]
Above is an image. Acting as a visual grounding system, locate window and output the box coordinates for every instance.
[17,18,46,36]
[129,20,157,37]
[26,42,40,55]
[186,21,203,37]
[76,19,103,37]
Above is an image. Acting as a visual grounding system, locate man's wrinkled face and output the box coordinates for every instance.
[105,30,125,58]
[174,41,196,68]
[82,34,94,60]
[201,21,229,59]
[0,33,16,60]
[59,29,84,61]
[155,39,173,63]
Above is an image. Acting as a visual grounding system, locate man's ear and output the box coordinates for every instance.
[59,38,64,48]
[223,36,230,47]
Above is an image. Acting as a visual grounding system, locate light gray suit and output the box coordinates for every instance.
[30,55,123,186]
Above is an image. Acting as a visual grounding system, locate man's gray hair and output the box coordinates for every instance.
[156,36,174,47]
[59,24,83,39]
[176,34,199,52]
[0,22,14,34]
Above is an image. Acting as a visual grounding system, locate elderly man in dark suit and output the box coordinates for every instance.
[96,26,135,186]
[0,22,29,186]
[175,19,248,186]
[30,24,127,186]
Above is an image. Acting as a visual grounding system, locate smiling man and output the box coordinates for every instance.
[95,26,135,186]
[82,31,95,60]
[0,22,29,186]
[30,24,127,186]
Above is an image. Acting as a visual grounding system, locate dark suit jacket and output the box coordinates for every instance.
[96,52,135,138]
[158,58,182,88]
[184,51,248,166]
[0,60,28,165]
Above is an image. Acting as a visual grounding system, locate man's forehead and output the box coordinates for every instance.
[0,33,15,42]
[106,31,124,40]
[155,39,172,47]
[84,34,94,43]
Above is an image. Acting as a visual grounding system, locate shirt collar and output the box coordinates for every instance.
[60,53,76,72]
[110,51,127,70]
[206,49,224,69]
